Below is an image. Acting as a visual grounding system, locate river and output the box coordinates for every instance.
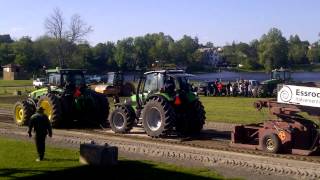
[190,71,320,82]
[124,71,320,82]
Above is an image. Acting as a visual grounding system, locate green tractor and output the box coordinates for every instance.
[108,69,206,137]
[256,68,292,98]
[13,68,109,128]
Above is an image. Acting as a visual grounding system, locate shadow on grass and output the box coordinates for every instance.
[0,160,223,180]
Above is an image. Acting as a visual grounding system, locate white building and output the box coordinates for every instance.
[198,47,223,67]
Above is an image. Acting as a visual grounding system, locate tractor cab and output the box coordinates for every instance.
[270,68,291,82]
[257,68,292,98]
[46,68,86,89]
[136,70,194,107]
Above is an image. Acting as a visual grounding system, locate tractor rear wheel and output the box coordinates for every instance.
[142,96,175,137]
[93,93,110,128]
[109,105,135,133]
[37,94,62,127]
[262,133,281,153]
[272,88,278,97]
[176,100,205,136]
[13,100,35,126]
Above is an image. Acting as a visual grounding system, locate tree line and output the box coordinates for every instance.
[1,28,320,75]
[0,9,319,75]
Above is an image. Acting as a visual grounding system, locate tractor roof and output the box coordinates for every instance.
[271,67,290,72]
[46,67,86,74]
[144,69,185,75]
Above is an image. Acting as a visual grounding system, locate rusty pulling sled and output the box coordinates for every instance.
[231,84,320,155]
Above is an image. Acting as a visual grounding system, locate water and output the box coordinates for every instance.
[123,71,320,82]
[190,71,320,82]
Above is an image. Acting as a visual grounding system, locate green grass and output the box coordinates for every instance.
[0,80,34,96]
[0,137,237,180]
[0,86,34,96]
[200,96,270,124]
[0,80,32,87]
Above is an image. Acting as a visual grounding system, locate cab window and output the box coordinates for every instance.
[143,73,158,93]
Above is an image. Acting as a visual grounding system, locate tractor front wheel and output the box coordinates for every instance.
[109,105,135,133]
[142,96,175,137]
[13,101,35,126]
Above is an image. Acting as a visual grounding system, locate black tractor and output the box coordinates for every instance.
[108,69,206,138]
[13,68,109,128]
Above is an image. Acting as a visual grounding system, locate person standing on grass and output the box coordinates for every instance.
[28,107,52,162]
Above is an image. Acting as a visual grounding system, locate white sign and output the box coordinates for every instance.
[277,85,320,108]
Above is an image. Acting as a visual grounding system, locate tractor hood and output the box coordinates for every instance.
[29,86,63,99]
[260,79,279,85]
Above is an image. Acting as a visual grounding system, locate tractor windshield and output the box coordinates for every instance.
[62,73,85,88]
[271,70,291,81]
[107,72,123,85]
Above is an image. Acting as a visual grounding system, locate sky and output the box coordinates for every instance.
[0,0,319,46]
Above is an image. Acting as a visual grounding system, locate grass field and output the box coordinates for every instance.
[0,137,236,180]
[0,80,34,96]
[200,96,269,124]
[0,80,32,87]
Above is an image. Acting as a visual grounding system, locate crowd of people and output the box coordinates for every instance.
[197,78,259,97]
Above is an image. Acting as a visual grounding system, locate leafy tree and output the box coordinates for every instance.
[176,35,199,65]
[288,35,309,65]
[33,36,59,68]
[114,38,134,69]
[71,43,92,69]
[0,43,15,66]
[133,37,149,69]
[91,42,116,72]
[258,28,288,71]
[11,37,43,74]
[307,44,320,64]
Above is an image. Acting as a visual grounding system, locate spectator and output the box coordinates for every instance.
[226,81,232,96]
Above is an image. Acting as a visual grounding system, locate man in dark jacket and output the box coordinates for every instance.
[28,107,52,161]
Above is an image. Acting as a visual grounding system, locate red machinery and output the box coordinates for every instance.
[231,99,320,155]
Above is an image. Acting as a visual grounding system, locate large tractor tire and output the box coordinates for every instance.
[262,133,282,154]
[176,100,206,136]
[272,88,278,97]
[109,105,135,133]
[141,96,175,137]
[37,94,62,127]
[96,93,110,128]
[13,100,35,126]
[257,87,266,98]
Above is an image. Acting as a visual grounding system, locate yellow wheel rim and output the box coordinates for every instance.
[15,105,24,124]
[39,100,52,120]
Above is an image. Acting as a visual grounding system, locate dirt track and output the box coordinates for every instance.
[1,114,320,180]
